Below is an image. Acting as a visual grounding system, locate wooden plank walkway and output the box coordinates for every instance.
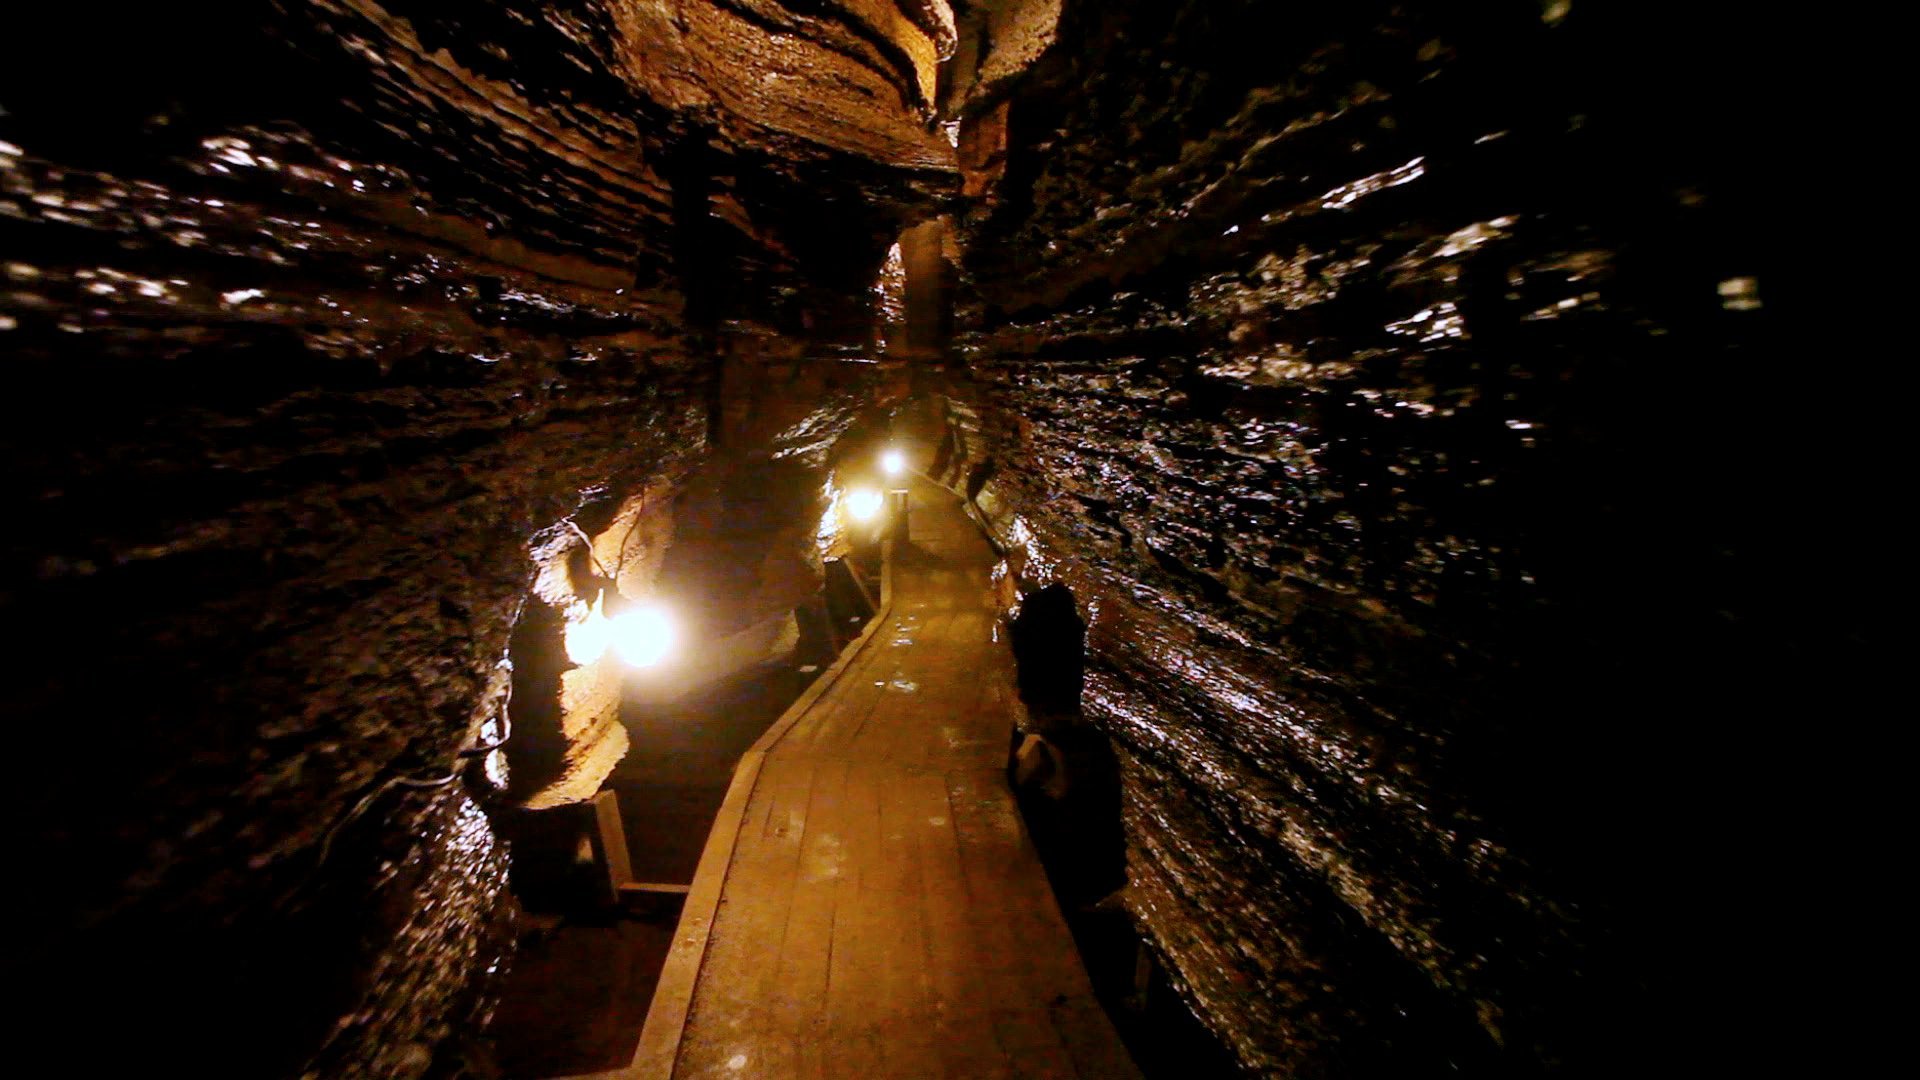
[624,472,1139,1080]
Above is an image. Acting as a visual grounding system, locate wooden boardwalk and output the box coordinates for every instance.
[625,473,1139,1079]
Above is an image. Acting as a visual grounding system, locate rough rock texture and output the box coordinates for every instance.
[1,3,947,1077]
[943,0,1064,113]
[952,3,1793,1076]
[4,1,1830,1076]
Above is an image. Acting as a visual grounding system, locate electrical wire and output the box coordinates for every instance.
[563,519,616,581]
[610,487,646,581]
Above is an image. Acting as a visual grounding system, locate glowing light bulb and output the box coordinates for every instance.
[610,606,674,668]
[846,487,884,522]
[881,448,906,477]
[564,590,613,665]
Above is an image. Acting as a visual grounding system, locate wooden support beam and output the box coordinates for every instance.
[590,788,634,908]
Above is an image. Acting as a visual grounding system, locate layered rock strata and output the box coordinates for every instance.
[947,2,1780,1075]
[1,3,952,1075]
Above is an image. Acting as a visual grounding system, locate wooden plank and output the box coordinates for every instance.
[873,608,956,768]
[771,755,852,1077]
[807,653,889,755]
[669,755,817,1077]
[873,761,941,1077]
[617,883,690,896]
[594,789,634,905]
[915,771,1013,1080]
[823,762,886,1070]
[744,754,825,1080]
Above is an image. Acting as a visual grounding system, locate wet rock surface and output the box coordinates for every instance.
[951,3,1797,1076]
[2,3,945,1077]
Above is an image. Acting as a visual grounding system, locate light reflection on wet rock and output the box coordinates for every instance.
[950,1,1770,1074]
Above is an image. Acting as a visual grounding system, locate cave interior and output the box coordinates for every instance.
[0,2,1830,1078]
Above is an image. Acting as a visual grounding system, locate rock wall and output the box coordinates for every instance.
[1,3,948,1076]
[952,2,1791,1075]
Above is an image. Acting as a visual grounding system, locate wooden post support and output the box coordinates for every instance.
[887,488,910,542]
[590,788,634,907]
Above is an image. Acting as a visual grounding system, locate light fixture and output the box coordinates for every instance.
[564,588,675,668]
[609,606,674,668]
[846,487,884,522]
[881,447,906,477]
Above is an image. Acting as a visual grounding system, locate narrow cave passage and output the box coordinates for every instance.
[3,3,1831,1079]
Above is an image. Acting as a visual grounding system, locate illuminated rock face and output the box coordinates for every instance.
[951,2,1784,1076]
[1,3,945,1077]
